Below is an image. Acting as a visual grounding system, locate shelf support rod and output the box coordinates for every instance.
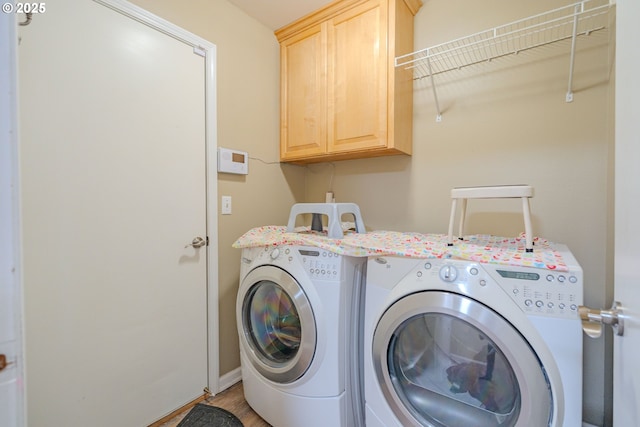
[566,3,582,102]
[426,56,442,122]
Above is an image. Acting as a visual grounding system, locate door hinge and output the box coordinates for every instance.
[193,46,206,57]
[0,354,13,372]
[206,236,209,246]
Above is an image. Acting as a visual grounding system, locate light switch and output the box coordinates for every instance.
[221,196,232,215]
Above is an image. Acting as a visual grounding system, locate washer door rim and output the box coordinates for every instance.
[372,290,554,427]
[238,264,317,384]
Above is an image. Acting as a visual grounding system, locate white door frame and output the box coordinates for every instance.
[92,0,220,395]
[1,6,26,427]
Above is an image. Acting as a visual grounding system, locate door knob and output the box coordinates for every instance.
[578,301,624,338]
[185,236,206,249]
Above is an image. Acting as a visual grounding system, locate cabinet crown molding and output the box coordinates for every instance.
[275,0,422,42]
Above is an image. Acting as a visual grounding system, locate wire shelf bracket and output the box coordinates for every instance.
[396,0,614,122]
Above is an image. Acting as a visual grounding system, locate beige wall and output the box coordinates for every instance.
[304,0,614,424]
[130,0,613,423]
[128,0,306,376]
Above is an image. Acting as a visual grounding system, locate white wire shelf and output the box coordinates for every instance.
[396,0,614,121]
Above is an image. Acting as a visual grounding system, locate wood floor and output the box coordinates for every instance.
[158,382,271,427]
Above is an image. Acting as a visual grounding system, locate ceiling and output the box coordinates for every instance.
[227,0,332,31]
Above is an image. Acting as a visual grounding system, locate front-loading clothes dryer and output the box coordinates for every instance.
[364,246,583,427]
[237,245,366,427]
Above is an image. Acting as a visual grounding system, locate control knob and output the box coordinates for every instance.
[439,265,458,282]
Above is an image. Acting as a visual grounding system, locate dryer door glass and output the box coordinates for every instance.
[373,291,552,427]
[239,265,317,384]
[389,313,520,426]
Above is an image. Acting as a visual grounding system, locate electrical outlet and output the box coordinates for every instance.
[221,196,232,215]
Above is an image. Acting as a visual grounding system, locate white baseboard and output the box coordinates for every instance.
[217,367,242,393]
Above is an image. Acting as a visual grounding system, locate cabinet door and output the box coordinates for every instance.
[280,24,327,161]
[327,0,388,154]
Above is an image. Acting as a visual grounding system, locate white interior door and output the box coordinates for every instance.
[613,0,640,425]
[19,1,216,425]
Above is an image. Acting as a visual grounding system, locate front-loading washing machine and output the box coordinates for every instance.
[237,244,366,427]
[363,245,583,427]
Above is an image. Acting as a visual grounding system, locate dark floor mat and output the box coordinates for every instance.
[177,403,244,427]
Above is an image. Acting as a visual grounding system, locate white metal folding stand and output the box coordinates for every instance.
[447,185,535,252]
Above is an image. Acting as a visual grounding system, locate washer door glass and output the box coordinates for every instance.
[240,266,316,383]
[373,291,552,427]
[247,280,302,362]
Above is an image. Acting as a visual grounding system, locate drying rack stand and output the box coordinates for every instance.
[395,0,613,122]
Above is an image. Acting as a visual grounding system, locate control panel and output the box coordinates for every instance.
[300,249,342,281]
[415,259,583,319]
[511,271,581,313]
[258,246,342,281]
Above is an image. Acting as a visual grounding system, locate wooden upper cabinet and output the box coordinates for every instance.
[279,24,327,159]
[276,0,422,164]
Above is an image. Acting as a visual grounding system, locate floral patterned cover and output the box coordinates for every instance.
[232,226,568,271]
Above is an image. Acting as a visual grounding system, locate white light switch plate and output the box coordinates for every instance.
[221,196,232,215]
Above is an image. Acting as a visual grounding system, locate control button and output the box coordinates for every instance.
[524,299,533,307]
[547,302,554,308]
[535,300,544,308]
[417,271,423,278]
[558,275,566,283]
[513,288,519,295]
[321,270,325,275]
[270,248,280,259]
[322,252,327,257]
[424,262,432,270]
[559,303,566,309]
[570,304,577,311]
[569,276,578,283]
[469,267,479,276]
[288,257,293,262]
[439,265,458,282]
[315,269,320,274]
[285,248,290,254]
[546,274,554,282]
[479,279,487,286]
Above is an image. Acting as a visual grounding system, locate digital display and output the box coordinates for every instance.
[232,152,245,163]
[497,270,540,281]
[298,250,320,257]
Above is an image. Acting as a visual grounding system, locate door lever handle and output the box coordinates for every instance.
[185,236,206,249]
[578,301,624,338]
